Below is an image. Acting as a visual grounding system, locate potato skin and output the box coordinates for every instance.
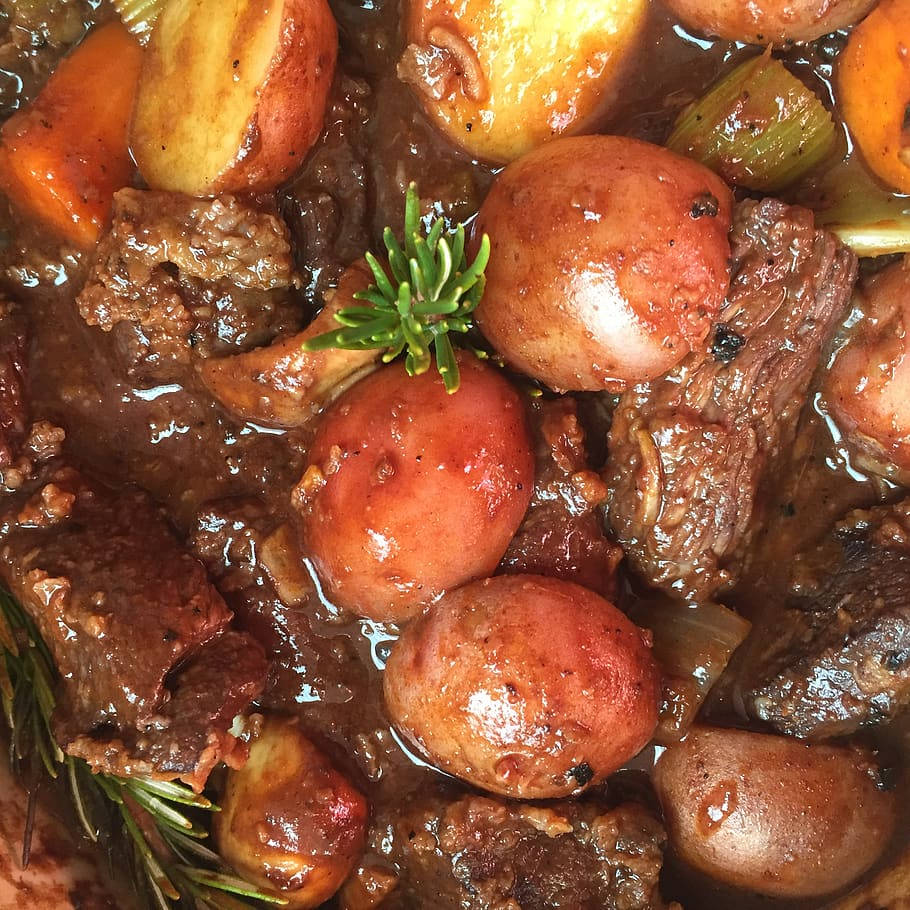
[653,726,897,898]
[132,0,337,195]
[401,0,647,163]
[215,717,368,909]
[383,575,661,799]
[295,355,534,622]
[826,260,910,472]
[472,136,733,392]
[663,0,877,43]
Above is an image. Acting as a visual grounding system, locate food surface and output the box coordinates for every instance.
[0,0,908,908]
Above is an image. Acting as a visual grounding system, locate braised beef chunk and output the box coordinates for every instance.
[499,398,621,599]
[746,497,910,740]
[0,300,27,471]
[0,467,268,790]
[606,199,857,600]
[76,188,301,381]
[373,792,672,910]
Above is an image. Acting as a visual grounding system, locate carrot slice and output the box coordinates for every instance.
[839,0,910,194]
[0,22,142,249]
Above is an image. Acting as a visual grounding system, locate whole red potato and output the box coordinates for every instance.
[654,726,897,898]
[294,355,534,622]
[384,574,661,799]
[472,135,733,392]
[826,259,910,474]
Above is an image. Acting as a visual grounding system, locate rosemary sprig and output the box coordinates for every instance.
[0,586,286,910]
[303,182,491,394]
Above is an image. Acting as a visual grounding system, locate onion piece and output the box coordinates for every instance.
[630,597,751,744]
[667,53,836,193]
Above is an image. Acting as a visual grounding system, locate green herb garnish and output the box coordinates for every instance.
[303,182,491,394]
[0,586,286,910]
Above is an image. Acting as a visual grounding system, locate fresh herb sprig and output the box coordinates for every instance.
[0,586,286,910]
[303,182,491,394]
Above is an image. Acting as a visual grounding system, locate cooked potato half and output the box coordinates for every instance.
[473,135,733,392]
[132,0,337,194]
[215,717,368,908]
[654,726,897,898]
[664,0,877,44]
[384,575,661,799]
[399,0,647,163]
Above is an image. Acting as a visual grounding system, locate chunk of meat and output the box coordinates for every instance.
[745,497,910,740]
[76,188,300,381]
[499,397,621,599]
[369,791,674,910]
[0,467,268,791]
[200,260,380,427]
[0,300,27,472]
[605,199,857,600]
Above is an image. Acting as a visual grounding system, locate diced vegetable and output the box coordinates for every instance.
[810,156,910,257]
[0,22,142,248]
[631,597,751,743]
[112,0,167,41]
[839,0,910,194]
[667,54,836,193]
[131,0,337,195]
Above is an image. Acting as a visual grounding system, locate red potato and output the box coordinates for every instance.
[215,717,368,909]
[826,259,910,473]
[294,354,534,622]
[654,726,897,899]
[472,135,733,392]
[663,0,877,44]
[131,0,337,195]
[383,574,661,799]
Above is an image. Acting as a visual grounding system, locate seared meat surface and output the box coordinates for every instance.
[606,199,857,600]
[370,791,672,910]
[499,397,622,599]
[0,300,27,472]
[746,497,910,740]
[77,188,301,380]
[0,466,267,790]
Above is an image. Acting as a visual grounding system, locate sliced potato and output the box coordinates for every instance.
[132,0,337,194]
[400,0,647,163]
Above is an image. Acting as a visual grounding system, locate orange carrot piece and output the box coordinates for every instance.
[0,22,143,249]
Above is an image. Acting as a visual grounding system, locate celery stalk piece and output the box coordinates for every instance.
[808,155,910,257]
[112,0,167,41]
[667,54,837,193]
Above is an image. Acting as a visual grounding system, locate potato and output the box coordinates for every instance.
[215,717,368,909]
[826,259,910,473]
[294,354,534,622]
[472,136,733,392]
[839,0,910,193]
[653,726,897,898]
[399,0,647,163]
[663,0,877,44]
[131,0,337,195]
[384,575,661,799]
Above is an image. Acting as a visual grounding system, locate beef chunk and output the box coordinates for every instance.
[606,199,857,600]
[76,188,300,381]
[0,300,27,472]
[746,497,910,740]
[499,398,621,599]
[372,792,673,910]
[0,467,268,790]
